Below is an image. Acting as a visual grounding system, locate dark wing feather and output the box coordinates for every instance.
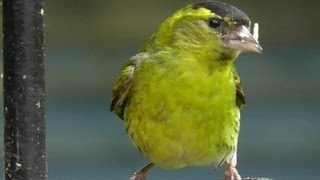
[110,60,136,120]
[232,66,245,108]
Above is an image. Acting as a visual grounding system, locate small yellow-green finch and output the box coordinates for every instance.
[111,1,262,180]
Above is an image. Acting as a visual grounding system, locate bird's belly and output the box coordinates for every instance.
[125,70,240,169]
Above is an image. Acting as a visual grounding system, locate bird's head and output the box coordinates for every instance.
[148,1,262,59]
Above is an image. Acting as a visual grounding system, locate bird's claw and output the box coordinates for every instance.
[224,167,241,180]
[130,172,146,180]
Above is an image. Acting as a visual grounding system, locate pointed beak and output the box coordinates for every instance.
[222,25,263,53]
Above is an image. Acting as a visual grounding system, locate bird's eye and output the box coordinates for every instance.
[209,18,220,29]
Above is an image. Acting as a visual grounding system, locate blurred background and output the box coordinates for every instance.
[0,0,320,179]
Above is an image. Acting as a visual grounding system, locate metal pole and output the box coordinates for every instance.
[3,0,47,179]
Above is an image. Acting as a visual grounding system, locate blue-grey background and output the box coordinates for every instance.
[1,0,320,179]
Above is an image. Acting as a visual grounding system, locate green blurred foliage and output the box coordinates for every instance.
[33,0,320,47]
[0,0,318,48]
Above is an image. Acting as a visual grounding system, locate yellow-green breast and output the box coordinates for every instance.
[124,51,240,169]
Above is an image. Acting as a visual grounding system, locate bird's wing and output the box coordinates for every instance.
[232,66,245,108]
[110,59,137,120]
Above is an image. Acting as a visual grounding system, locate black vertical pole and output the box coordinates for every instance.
[3,0,47,179]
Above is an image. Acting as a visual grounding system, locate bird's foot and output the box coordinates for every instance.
[129,171,146,180]
[129,162,154,180]
[224,167,241,180]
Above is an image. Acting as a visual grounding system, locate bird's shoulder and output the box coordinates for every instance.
[232,66,245,108]
[110,53,147,119]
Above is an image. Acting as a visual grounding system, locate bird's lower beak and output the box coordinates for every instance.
[222,25,263,53]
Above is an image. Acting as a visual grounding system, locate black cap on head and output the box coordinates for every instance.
[193,1,250,26]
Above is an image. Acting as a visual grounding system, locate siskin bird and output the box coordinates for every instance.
[111,1,262,180]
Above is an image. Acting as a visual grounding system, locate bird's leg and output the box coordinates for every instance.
[224,150,241,180]
[130,162,155,180]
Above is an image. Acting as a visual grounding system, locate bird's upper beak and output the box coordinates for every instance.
[222,25,263,53]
